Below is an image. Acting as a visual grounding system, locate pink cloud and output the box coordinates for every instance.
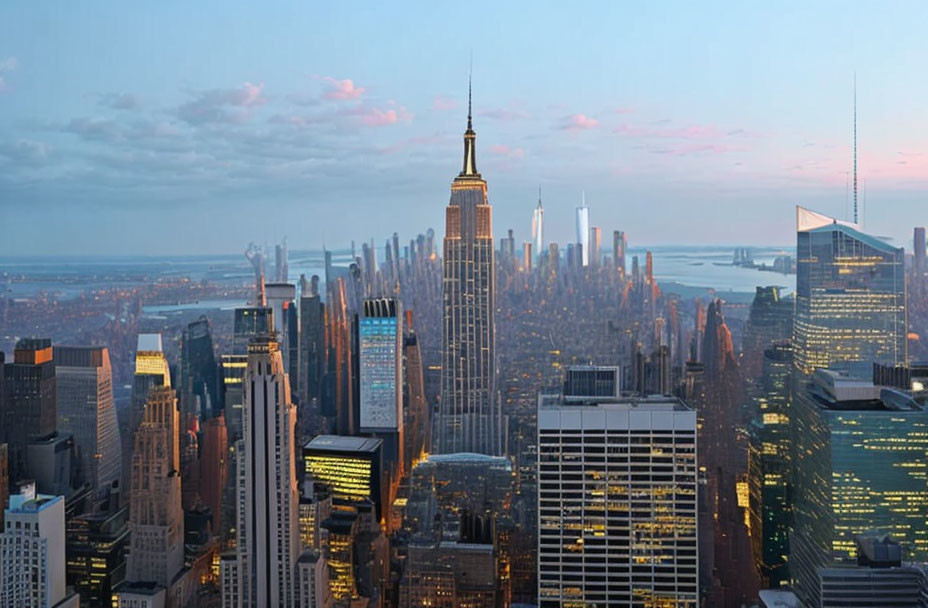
[561,114,599,131]
[176,82,267,124]
[432,95,457,111]
[358,105,413,126]
[490,144,525,159]
[323,77,365,101]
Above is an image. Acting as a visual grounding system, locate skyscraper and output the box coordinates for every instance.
[575,195,590,267]
[589,226,602,266]
[793,206,906,375]
[302,435,384,522]
[747,341,792,588]
[532,189,544,261]
[537,385,698,607]
[359,298,404,493]
[126,386,184,589]
[180,316,221,420]
[613,230,626,274]
[438,85,500,456]
[1,483,78,608]
[791,369,928,607]
[54,345,121,495]
[223,332,301,607]
[2,338,56,486]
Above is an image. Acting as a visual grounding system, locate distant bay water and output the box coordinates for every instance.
[0,245,795,305]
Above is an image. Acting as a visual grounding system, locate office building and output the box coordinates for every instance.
[54,345,121,495]
[303,435,384,522]
[222,333,301,607]
[296,551,330,608]
[589,226,602,266]
[742,286,793,378]
[233,307,274,355]
[576,196,590,267]
[126,386,184,588]
[537,388,698,607]
[793,206,906,375]
[1,483,79,608]
[359,298,404,499]
[180,316,221,420]
[221,354,247,442]
[748,341,793,588]
[403,316,429,472]
[65,505,130,606]
[613,230,626,274]
[2,338,56,486]
[399,542,500,608]
[125,334,171,492]
[915,227,926,277]
[791,368,928,607]
[0,443,7,527]
[438,87,500,456]
[819,533,927,608]
[299,289,325,410]
[199,413,227,535]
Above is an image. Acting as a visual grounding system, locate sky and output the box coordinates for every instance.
[2,1,928,255]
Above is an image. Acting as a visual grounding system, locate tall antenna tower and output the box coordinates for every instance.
[853,73,858,224]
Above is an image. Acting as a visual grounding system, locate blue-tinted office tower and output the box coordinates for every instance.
[791,368,928,608]
[793,206,906,375]
[359,298,404,488]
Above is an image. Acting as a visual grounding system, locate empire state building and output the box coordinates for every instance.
[438,86,500,456]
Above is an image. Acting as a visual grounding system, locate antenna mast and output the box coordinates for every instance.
[853,73,858,224]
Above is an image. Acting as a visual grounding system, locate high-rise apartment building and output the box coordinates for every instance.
[742,286,793,378]
[299,289,325,410]
[438,87,500,456]
[537,385,698,607]
[791,368,928,607]
[126,386,184,588]
[222,332,301,607]
[793,206,906,375]
[54,345,121,495]
[2,338,56,485]
[1,483,78,608]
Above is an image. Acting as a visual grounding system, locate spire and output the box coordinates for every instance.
[538,185,542,208]
[459,71,478,178]
[853,73,858,224]
[467,70,473,132]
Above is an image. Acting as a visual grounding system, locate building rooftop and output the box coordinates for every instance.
[304,434,382,454]
[136,333,163,352]
[809,368,928,412]
[8,492,62,514]
[425,453,511,468]
[540,393,691,412]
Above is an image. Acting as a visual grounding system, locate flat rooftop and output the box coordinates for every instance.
[539,393,691,412]
[304,434,382,454]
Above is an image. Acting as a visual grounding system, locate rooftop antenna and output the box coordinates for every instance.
[853,73,858,224]
[467,53,473,131]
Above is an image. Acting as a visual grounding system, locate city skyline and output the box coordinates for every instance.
[4,2,928,254]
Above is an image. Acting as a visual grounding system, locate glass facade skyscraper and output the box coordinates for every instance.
[359,298,402,433]
[793,206,906,375]
[791,369,928,607]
